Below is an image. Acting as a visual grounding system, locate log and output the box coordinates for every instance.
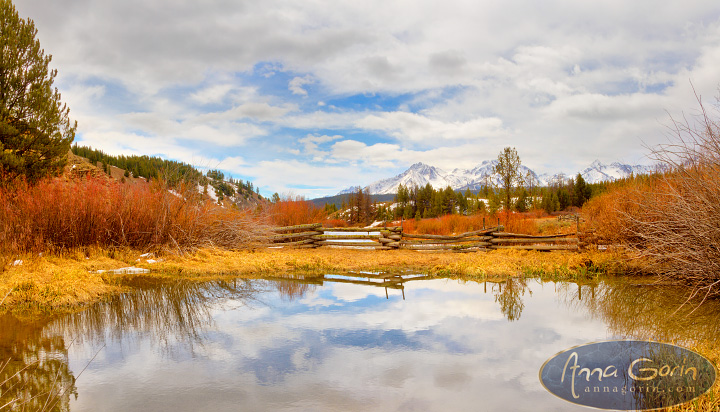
[272,223,322,233]
[319,245,393,250]
[490,232,575,238]
[402,242,492,250]
[400,236,492,245]
[490,238,579,244]
[490,245,579,251]
[377,237,394,244]
[387,234,402,241]
[270,231,322,241]
[315,240,380,247]
[272,238,316,246]
[452,248,490,253]
[401,227,502,240]
[311,234,381,240]
[286,243,319,249]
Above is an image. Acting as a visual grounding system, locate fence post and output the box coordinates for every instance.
[576,215,579,236]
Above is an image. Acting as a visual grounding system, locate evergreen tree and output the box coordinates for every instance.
[573,173,591,207]
[515,188,529,212]
[557,188,570,210]
[0,0,76,183]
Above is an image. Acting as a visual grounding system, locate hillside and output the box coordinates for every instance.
[67,146,266,209]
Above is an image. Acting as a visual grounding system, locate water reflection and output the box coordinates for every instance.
[491,277,529,322]
[0,277,267,411]
[569,279,720,344]
[0,315,76,412]
[46,277,270,350]
[1,275,719,412]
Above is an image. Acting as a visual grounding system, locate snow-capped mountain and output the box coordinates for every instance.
[339,161,540,195]
[337,159,657,195]
[579,160,657,184]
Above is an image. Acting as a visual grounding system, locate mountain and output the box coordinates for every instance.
[579,160,657,184]
[338,163,468,195]
[336,159,656,195]
[69,146,266,209]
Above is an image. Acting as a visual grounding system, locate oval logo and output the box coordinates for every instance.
[539,340,716,410]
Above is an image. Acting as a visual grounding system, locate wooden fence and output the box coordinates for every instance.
[269,224,579,252]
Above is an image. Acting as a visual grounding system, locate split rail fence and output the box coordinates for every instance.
[269,224,580,252]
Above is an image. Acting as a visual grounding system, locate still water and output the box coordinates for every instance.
[2,274,719,411]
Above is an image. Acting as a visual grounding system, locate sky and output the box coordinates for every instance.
[15,0,720,198]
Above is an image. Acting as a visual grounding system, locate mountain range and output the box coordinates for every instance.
[338,160,657,195]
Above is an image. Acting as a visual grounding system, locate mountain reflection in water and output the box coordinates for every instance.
[0,274,718,411]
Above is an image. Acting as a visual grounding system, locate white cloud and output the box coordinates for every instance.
[190,84,234,105]
[238,160,362,197]
[228,102,299,121]
[14,0,720,196]
[288,75,314,96]
[355,112,506,144]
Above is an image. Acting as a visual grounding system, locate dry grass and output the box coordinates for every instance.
[0,247,621,317]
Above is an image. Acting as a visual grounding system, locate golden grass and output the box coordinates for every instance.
[666,342,720,412]
[0,247,624,318]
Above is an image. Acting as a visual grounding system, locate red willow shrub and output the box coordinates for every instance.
[0,177,269,254]
[266,196,327,227]
[399,213,538,235]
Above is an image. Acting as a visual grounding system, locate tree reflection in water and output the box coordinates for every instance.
[491,277,529,322]
[0,277,270,410]
[0,315,76,412]
[562,279,720,344]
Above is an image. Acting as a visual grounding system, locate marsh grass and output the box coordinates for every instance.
[0,247,624,317]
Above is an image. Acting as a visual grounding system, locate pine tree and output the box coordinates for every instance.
[0,0,76,183]
[573,173,591,207]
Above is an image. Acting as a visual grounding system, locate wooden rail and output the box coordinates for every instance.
[268,224,580,252]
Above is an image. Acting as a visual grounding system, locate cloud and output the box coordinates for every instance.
[238,160,362,197]
[297,134,343,159]
[15,0,720,197]
[428,50,467,76]
[190,84,234,105]
[288,75,315,96]
[355,112,506,144]
[227,102,299,121]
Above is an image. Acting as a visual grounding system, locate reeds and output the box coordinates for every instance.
[0,177,270,255]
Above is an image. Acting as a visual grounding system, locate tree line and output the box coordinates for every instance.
[72,144,262,203]
[336,146,602,224]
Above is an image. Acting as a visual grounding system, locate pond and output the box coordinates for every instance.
[1,273,719,411]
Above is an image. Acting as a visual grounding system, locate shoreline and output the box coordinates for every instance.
[0,247,624,319]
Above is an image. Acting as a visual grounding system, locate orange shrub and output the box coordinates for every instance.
[266,196,327,226]
[0,177,267,254]
[582,182,648,244]
[399,213,506,235]
[390,212,557,236]
[503,213,540,235]
[323,219,347,228]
